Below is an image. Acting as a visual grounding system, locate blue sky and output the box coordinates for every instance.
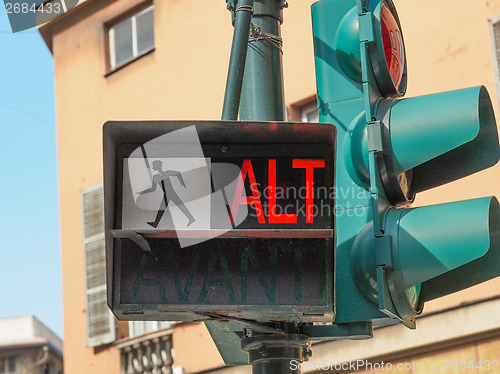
[0,8,62,338]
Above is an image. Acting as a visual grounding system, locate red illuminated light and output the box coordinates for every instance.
[380,1,404,90]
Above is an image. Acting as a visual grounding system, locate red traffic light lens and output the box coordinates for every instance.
[381,1,405,91]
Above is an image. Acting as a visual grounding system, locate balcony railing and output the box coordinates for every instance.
[115,327,174,374]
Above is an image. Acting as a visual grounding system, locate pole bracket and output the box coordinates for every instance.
[241,334,311,370]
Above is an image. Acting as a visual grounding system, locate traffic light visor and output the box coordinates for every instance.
[352,197,500,317]
[389,196,500,302]
[383,86,500,194]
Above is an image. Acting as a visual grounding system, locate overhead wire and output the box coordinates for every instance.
[0,101,54,124]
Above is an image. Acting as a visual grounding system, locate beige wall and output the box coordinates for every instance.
[393,0,500,316]
[172,323,225,372]
[346,336,500,374]
[47,0,500,373]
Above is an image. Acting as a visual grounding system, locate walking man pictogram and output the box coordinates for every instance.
[139,160,196,228]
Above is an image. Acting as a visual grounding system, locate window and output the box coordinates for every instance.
[43,362,53,374]
[128,321,174,338]
[82,185,116,347]
[0,357,17,374]
[287,96,319,123]
[301,103,319,123]
[108,5,154,70]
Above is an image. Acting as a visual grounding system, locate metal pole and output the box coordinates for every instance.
[237,2,311,373]
[241,334,312,374]
[221,0,255,121]
[239,0,287,121]
[222,2,312,373]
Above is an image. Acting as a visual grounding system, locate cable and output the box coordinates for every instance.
[0,101,54,124]
[248,24,283,53]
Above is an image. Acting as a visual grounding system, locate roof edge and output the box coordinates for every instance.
[38,0,116,53]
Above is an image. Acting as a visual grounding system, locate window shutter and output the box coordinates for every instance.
[493,21,500,76]
[489,17,500,109]
[82,185,116,347]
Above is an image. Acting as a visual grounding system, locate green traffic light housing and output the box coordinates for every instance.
[313,0,500,329]
[352,196,500,319]
[378,85,499,205]
[346,85,500,206]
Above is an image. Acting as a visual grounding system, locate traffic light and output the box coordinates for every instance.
[103,121,337,324]
[312,0,500,328]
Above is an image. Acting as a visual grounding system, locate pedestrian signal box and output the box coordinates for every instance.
[103,121,336,323]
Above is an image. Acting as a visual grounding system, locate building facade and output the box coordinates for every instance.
[39,0,500,373]
[0,316,63,374]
